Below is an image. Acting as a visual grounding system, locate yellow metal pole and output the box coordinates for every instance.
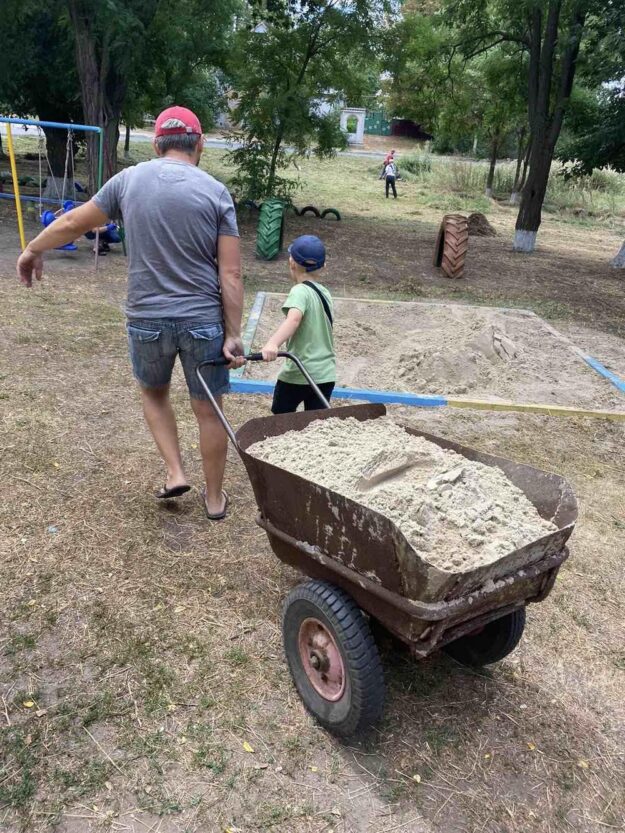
[6,124,27,251]
[446,398,625,421]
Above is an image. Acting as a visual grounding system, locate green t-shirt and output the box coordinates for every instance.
[278,281,336,385]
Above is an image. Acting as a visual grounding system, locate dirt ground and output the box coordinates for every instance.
[247,296,625,409]
[1,157,624,832]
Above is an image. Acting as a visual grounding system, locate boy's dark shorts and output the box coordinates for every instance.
[127,318,229,400]
[271,380,335,414]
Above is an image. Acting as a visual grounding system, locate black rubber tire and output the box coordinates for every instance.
[256,199,285,260]
[242,199,259,211]
[443,607,526,667]
[299,204,321,218]
[282,580,385,737]
[321,208,341,221]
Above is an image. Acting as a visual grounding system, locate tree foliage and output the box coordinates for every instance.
[558,86,625,175]
[225,0,388,201]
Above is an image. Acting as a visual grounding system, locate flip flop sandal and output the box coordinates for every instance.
[156,484,191,500]
[202,489,229,521]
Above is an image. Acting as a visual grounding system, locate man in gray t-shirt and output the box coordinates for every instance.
[17,106,244,520]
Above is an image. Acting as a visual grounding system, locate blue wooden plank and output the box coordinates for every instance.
[231,378,447,407]
[582,355,625,394]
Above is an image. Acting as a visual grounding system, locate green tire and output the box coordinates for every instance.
[256,198,286,261]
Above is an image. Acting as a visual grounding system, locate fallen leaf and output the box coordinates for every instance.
[22,700,35,708]
[53,462,60,468]
[310,766,319,772]
[330,808,341,817]
[412,773,421,783]
[145,786,152,794]
[27,599,36,607]
[35,709,47,718]
[484,753,491,759]
[174,605,184,614]
[527,742,536,751]
[179,736,187,745]
[577,759,589,769]
[105,781,112,791]
[25,734,32,746]
[254,763,269,770]
[242,741,255,753]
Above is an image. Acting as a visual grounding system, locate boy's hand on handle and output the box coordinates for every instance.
[17,248,44,288]
[223,335,245,369]
[261,342,279,362]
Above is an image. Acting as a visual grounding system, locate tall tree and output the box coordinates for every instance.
[558,84,625,267]
[446,0,625,252]
[0,0,82,183]
[66,0,236,189]
[226,0,388,200]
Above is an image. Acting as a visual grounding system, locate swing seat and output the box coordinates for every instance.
[40,210,78,250]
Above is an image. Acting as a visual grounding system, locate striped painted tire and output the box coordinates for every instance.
[256,199,286,261]
[433,213,469,279]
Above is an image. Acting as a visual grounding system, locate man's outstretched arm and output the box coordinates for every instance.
[16,200,109,287]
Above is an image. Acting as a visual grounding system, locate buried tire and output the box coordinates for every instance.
[443,607,526,667]
[282,580,385,737]
[433,213,469,278]
[256,198,285,260]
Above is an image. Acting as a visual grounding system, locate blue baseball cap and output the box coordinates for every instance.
[288,235,326,272]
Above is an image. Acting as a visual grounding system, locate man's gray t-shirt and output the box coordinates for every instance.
[93,158,239,321]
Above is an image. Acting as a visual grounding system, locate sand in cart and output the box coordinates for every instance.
[248,416,556,574]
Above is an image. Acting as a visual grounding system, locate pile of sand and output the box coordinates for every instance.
[248,417,556,573]
[249,300,624,408]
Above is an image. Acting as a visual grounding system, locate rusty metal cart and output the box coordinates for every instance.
[197,354,577,736]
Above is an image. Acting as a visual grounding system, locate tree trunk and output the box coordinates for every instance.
[41,127,74,200]
[510,128,527,205]
[485,136,498,197]
[124,123,131,158]
[514,136,552,252]
[68,0,126,192]
[611,241,625,269]
[472,133,478,157]
[515,4,586,252]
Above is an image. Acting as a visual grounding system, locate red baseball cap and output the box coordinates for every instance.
[155,106,202,137]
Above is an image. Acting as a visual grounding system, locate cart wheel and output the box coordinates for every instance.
[443,607,526,667]
[282,580,385,737]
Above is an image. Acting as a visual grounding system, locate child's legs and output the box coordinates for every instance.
[303,382,335,411]
[271,381,307,414]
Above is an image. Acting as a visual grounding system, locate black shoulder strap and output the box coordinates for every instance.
[303,280,333,328]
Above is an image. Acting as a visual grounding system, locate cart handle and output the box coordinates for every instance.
[195,351,331,451]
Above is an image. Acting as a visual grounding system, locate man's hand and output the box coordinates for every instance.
[261,341,279,362]
[17,248,44,288]
[223,335,245,369]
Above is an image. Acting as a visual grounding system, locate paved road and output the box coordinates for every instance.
[0,121,397,160]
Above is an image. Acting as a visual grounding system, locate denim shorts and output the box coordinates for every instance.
[126,318,229,400]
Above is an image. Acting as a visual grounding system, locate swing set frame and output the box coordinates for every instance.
[0,116,104,251]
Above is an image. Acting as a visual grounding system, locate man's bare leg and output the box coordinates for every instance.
[140,384,188,490]
[190,396,228,515]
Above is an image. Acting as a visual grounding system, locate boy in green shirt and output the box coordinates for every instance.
[261,235,336,413]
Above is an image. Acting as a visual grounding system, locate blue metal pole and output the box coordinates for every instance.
[0,116,102,134]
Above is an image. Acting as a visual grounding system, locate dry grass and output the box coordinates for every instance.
[0,140,624,832]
